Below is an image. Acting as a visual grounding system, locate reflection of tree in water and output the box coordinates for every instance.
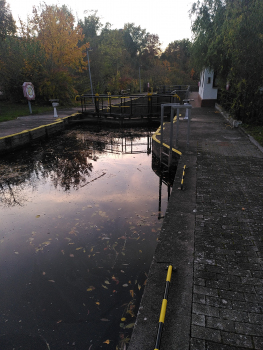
[40,137,93,191]
[0,133,94,207]
[0,126,153,207]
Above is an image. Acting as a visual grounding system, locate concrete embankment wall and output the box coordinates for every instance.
[0,113,83,156]
[0,113,161,156]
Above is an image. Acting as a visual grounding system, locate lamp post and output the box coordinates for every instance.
[87,48,94,104]
[139,65,142,93]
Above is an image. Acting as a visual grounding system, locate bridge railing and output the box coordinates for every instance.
[80,92,189,118]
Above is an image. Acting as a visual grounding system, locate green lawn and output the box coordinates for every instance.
[0,101,54,123]
[242,124,263,147]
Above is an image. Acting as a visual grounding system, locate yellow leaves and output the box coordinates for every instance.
[96,302,100,306]
[121,317,126,322]
[87,286,95,292]
[103,340,111,344]
[129,290,134,298]
[102,284,108,289]
[36,215,40,218]
[125,323,135,329]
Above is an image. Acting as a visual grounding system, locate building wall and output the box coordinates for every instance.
[199,69,218,105]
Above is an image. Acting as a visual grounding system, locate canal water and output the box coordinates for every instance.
[0,126,175,350]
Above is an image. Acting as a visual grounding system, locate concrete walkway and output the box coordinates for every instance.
[0,107,82,138]
[129,106,263,349]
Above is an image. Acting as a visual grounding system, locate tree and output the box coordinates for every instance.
[191,0,263,124]
[29,3,88,102]
[0,0,16,40]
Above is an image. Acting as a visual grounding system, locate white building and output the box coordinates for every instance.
[198,69,218,107]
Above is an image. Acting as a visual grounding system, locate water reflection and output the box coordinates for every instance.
[0,126,173,350]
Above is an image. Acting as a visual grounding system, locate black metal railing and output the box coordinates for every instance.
[80,92,189,118]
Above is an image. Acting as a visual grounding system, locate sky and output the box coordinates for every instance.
[8,0,194,50]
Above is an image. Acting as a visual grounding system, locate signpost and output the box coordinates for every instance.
[22,82,35,114]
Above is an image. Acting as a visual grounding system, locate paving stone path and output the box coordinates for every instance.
[191,129,263,349]
[129,106,263,350]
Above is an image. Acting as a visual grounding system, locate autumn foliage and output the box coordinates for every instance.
[0,3,196,104]
[30,4,88,101]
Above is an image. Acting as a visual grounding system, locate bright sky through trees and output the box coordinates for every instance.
[8,0,193,50]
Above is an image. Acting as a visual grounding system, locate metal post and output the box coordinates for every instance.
[160,105,164,163]
[175,108,180,147]
[187,107,191,146]
[139,66,142,93]
[87,49,94,104]
[28,100,32,114]
[169,107,174,167]
[154,265,173,350]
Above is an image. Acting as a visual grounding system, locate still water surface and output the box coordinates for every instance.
[0,126,173,349]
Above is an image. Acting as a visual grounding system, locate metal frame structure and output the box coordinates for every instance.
[160,103,192,167]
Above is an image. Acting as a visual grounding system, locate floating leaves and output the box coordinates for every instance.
[103,340,111,344]
[87,286,95,292]
[125,323,135,329]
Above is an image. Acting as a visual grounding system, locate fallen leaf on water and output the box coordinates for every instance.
[56,320,62,324]
[101,318,110,321]
[96,302,100,305]
[125,323,135,329]
[104,280,110,284]
[42,272,46,275]
[122,284,128,287]
[48,280,55,283]
[139,250,142,253]
[130,290,134,297]
[112,276,119,284]
[103,340,110,344]
[69,254,74,258]
[102,284,108,289]
[14,252,19,254]
[87,286,95,291]
[76,247,83,250]
[138,284,141,290]
[121,317,126,321]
